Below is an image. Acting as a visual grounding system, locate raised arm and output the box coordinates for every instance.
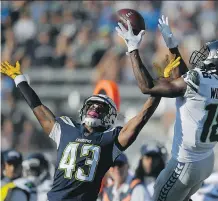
[158,15,189,78]
[116,20,181,93]
[141,77,187,97]
[1,61,55,135]
[129,50,154,91]
[117,96,161,149]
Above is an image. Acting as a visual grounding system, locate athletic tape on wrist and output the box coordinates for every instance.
[14,75,28,87]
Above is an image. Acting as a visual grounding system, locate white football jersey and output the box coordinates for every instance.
[172,68,218,162]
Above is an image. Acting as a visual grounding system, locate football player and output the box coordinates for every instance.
[116,16,218,201]
[22,153,53,201]
[1,150,37,201]
[0,57,179,201]
[133,143,167,201]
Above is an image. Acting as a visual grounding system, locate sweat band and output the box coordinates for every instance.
[14,75,29,86]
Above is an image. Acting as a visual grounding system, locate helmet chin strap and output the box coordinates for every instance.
[82,117,103,128]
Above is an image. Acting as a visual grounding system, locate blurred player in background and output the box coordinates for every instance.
[22,153,53,201]
[0,58,179,201]
[103,153,146,201]
[1,150,37,201]
[1,150,23,186]
[134,143,167,201]
[116,14,218,201]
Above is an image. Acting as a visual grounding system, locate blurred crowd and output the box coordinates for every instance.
[1,0,218,167]
[2,1,218,79]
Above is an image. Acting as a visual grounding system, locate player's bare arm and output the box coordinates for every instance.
[1,61,55,135]
[158,15,189,78]
[33,105,55,134]
[129,50,154,91]
[141,77,187,97]
[117,96,161,149]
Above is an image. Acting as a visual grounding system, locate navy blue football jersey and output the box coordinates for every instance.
[47,116,123,201]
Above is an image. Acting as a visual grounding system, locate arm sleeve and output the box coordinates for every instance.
[49,122,61,149]
[10,189,28,201]
[130,185,148,201]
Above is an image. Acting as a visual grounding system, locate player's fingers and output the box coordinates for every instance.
[170,56,181,66]
[4,61,11,67]
[0,65,6,71]
[158,18,163,25]
[173,61,180,68]
[170,60,180,68]
[162,15,166,24]
[1,62,9,70]
[15,61,20,68]
[166,16,169,26]
[127,20,133,34]
[0,67,7,74]
[118,22,127,32]
[115,27,123,36]
[138,30,145,37]
[4,61,13,70]
[173,56,181,64]
[0,66,8,75]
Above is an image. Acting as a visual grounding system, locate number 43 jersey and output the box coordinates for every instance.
[47,116,123,201]
[172,68,218,163]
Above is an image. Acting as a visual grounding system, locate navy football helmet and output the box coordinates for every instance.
[22,153,50,184]
[80,94,117,129]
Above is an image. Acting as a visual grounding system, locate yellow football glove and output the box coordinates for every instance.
[164,56,181,78]
[0,61,22,79]
[153,54,181,78]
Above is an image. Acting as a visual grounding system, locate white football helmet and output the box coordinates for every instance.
[80,94,118,129]
[189,40,218,74]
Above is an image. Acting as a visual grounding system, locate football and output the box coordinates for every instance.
[116,8,146,35]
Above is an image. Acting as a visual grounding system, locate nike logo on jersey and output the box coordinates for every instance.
[76,138,92,143]
[211,88,218,99]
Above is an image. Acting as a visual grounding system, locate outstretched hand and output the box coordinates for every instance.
[1,61,22,79]
[115,20,145,52]
[158,15,178,49]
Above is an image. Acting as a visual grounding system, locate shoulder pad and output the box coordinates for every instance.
[56,116,75,127]
[182,68,200,92]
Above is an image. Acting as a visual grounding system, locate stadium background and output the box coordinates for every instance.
[1,0,218,174]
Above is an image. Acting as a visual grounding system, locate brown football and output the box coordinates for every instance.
[116,9,146,35]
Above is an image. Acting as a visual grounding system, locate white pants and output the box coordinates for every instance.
[152,152,214,201]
